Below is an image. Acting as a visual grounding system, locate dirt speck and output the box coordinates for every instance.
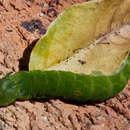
[21,19,46,35]
[78,60,86,65]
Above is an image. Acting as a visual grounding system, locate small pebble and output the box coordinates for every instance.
[75,106,79,109]
[42,116,48,121]
[97,116,105,120]
[44,3,48,7]
[39,12,44,17]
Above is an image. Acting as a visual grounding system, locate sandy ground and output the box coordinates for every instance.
[0,0,129,129]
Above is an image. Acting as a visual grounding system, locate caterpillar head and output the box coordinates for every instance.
[0,76,21,106]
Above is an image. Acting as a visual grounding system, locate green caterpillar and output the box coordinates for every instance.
[0,54,129,106]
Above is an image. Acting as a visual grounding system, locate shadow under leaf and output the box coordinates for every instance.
[19,39,39,70]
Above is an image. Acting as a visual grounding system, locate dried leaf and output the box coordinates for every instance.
[29,0,130,75]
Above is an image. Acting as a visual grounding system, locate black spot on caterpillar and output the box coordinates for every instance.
[0,55,129,106]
